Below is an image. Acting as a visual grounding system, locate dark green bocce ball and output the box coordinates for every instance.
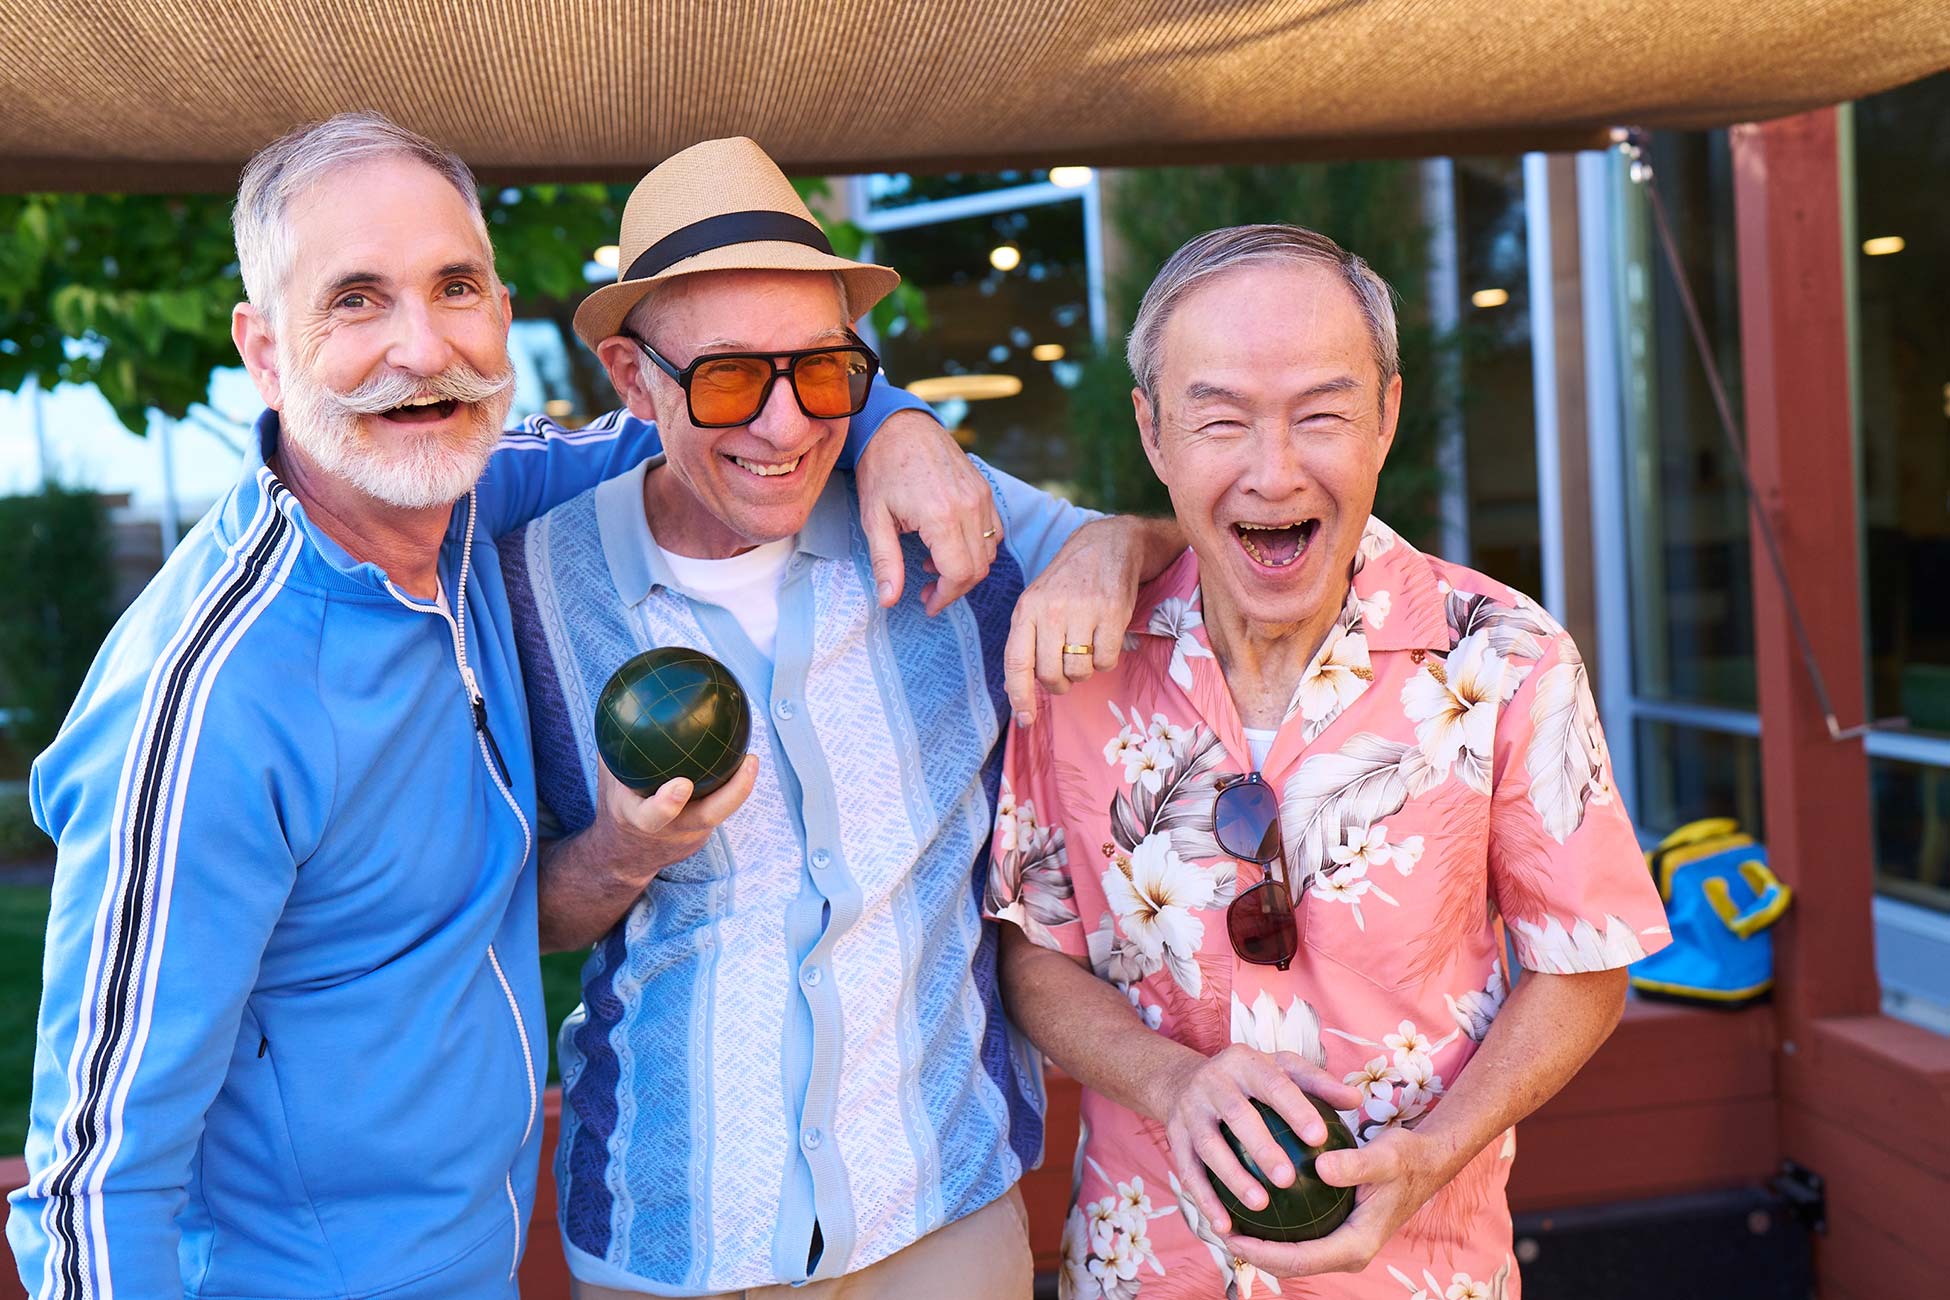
[595,648,751,797]
[1209,1096,1357,1243]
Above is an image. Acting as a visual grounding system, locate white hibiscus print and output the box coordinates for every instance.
[995,785,1022,856]
[1361,1089,1432,1139]
[1390,832,1425,876]
[1388,1265,1447,1300]
[1124,983,1164,1031]
[1121,738,1175,793]
[1104,833,1220,996]
[1383,1019,1435,1066]
[1393,1053,1444,1109]
[1065,1162,1174,1300]
[1147,712,1193,750]
[1330,823,1395,875]
[1512,913,1650,974]
[1346,1054,1402,1100]
[1285,623,1373,733]
[1445,961,1508,1042]
[1169,1170,1281,1299]
[1361,587,1393,630]
[1147,594,1216,690]
[1060,1206,1097,1299]
[1446,1275,1491,1300]
[1088,914,1162,988]
[1309,857,1397,930]
[1400,632,1522,795]
[1230,989,1328,1068]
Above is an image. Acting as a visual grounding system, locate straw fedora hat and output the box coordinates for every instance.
[572,136,900,352]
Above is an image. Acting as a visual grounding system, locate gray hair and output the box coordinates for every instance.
[1126,224,1400,407]
[233,112,489,326]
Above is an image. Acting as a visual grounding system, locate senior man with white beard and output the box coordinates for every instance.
[7,113,1067,1300]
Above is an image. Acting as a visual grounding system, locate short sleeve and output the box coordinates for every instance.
[984,706,1091,960]
[1487,629,1672,974]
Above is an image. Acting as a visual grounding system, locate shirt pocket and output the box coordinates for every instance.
[1300,819,1488,994]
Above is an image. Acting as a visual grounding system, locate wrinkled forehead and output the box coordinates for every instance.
[649,268,850,351]
[284,156,495,290]
[1160,264,1379,401]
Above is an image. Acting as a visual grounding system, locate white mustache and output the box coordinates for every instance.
[330,363,515,416]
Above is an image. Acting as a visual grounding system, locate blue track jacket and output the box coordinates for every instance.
[8,382,923,1300]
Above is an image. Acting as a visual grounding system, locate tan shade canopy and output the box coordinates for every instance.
[3,0,1946,191]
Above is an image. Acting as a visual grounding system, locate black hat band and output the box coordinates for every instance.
[623,210,835,282]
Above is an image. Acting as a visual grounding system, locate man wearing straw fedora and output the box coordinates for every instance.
[500,136,1185,1299]
[8,112,1039,1300]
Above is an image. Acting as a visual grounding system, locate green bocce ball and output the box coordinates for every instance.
[1208,1096,1357,1243]
[595,647,751,797]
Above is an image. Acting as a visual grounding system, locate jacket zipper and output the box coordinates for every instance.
[386,489,536,1279]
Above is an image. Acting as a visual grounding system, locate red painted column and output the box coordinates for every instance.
[1729,109,1880,1037]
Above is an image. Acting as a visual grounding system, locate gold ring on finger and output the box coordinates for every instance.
[1061,643,1094,656]
[980,526,999,539]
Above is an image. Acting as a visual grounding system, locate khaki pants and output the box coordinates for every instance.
[570,1187,1033,1300]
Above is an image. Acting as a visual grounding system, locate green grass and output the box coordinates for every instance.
[0,885,596,1155]
[1,885,49,1155]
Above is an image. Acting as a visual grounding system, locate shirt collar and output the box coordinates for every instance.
[1128,516,1452,654]
[596,457,852,607]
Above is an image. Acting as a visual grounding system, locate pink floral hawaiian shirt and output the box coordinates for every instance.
[986,518,1670,1300]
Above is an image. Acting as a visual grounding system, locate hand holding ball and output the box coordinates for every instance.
[1208,1096,1356,1243]
[595,648,752,798]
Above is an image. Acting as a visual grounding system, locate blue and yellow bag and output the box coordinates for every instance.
[1629,818,1792,1007]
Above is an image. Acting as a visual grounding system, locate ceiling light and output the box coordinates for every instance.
[907,374,1024,403]
[544,399,574,417]
[1031,343,1066,362]
[1862,235,1905,256]
[1471,288,1509,309]
[594,245,621,270]
[1049,166,1093,189]
[989,245,1022,272]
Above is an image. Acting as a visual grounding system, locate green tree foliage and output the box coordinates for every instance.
[1066,162,1455,541]
[0,179,916,436]
[0,486,114,756]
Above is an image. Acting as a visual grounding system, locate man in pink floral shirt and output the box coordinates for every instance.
[986,225,1670,1299]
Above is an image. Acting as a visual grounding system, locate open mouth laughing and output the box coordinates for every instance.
[1232,518,1320,569]
[374,396,461,425]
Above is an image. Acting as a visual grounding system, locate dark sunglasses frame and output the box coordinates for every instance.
[1212,772,1301,971]
[627,329,881,429]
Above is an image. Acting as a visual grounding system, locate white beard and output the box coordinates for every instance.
[276,353,513,511]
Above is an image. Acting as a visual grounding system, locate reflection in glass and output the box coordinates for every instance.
[1633,720,1762,840]
[1855,72,1950,735]
[1454,158,1539,598]
[1872,756,1950,913]
[1614,133,1757,712]
[866,171,1052,212]
[869,201,1090,487]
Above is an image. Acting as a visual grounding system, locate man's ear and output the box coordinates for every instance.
[232,302,283,409]
[1375,372,1403,471]
[1133,387,1168,484]
[594,337,659,422]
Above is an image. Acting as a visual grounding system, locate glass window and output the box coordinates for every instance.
[1872,756,1950,913]
[1855,72,1950,736]
[865,171,1053,212]
[1614,132,1758,712]
[1454,157,1540,598]
[867,200,1090,489]
[1855,69,1950,918]
[1633,720,1764,839]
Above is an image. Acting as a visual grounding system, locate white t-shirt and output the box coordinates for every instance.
[655,535,796,661]
[1243,726,1278,771]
